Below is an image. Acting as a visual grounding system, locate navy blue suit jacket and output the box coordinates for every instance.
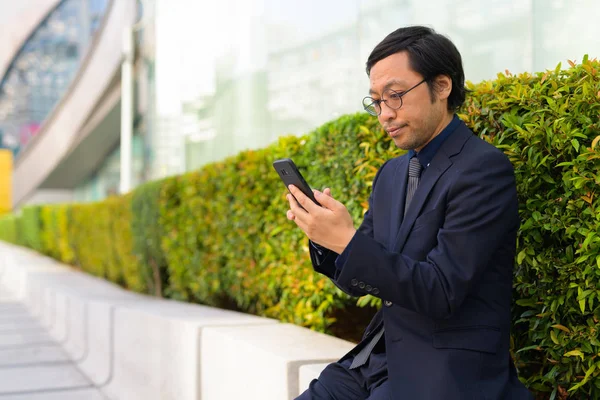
[310,121,533,399]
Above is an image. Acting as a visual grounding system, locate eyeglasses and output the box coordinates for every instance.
[362,78,427,116]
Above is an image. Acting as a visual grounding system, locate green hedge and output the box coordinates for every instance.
[0,214,18,244]
[40,204,74,262]
[16,206,44,251]
[131,180,169,296]
[61,196,145,292]
[1,58,599,398]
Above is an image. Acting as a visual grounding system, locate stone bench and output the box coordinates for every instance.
[0,242,354,399]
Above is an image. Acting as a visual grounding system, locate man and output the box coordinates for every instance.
[286,26,533,399]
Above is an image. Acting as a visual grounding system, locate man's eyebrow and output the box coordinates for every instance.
[369,79,407,95]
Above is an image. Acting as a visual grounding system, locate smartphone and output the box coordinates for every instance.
[273,158,321,207]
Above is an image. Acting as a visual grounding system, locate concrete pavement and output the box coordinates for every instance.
[0,284,106,400]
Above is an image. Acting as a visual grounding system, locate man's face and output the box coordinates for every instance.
[368,51,452,151]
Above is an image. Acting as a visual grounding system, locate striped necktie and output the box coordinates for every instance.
[405,156,422,216]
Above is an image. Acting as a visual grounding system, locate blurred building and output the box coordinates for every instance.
[1,0,599,208]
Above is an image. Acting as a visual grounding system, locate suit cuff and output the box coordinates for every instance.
[309,240,333,268]
[334,241,352,270]
[333,231,382,297]
[309,240,326,256]
[334,229,363,272]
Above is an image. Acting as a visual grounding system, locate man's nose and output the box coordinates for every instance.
[378,101,396,123]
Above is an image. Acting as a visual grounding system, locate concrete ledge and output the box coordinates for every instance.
[103,300,276,400]
[49,288,65,340]
[60,292,87,361]
[0,241,356,399]
[201,324,354,400]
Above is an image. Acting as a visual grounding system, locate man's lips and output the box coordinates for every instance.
[386,125,406,137]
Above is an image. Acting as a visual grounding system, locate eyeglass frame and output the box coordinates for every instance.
[362,78,428,116]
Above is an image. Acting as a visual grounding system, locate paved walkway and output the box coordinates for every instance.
[0,283,106,399]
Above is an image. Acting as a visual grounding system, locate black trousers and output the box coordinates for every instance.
[295,350,391,400]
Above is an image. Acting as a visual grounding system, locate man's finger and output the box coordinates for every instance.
[287,193,309,220]
[290,209,310,235]
[313,189,340,210]
[314,187,332,197]
[288,185,320,213]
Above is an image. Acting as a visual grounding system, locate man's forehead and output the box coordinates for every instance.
[369,78,410,95]
[368,51,415,88]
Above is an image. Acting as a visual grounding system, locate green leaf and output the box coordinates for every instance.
[517,344,541,353]
[550,329,560,345]
[269,226,284,236]
[516,298,536,307]
[563,350,584,361]
[517,249,527,265]
[568,363,596,392]
[571,139,580,152]
[566,246,574,263]
[554,61,562,74]
[551,324,571,333]
[582,341,593,354]
[577,290,594,301]
[541,174,556,184]
[579,298,586,314]
[556,161,573,167]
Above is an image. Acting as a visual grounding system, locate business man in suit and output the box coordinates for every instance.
[286,26,533,399]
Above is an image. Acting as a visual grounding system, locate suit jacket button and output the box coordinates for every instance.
[384,300,392,307]
[351,279,358,287]
[372,288,380,295]
[358,282,366,289]
[365,285,372,292]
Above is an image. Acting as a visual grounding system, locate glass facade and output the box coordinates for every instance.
[143,0,600,177]
[0,0,110,158]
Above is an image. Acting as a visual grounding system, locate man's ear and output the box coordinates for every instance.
[434,75,452,101]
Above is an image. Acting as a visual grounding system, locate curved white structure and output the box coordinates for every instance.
[0,0,61,81]
[9,0,136,207]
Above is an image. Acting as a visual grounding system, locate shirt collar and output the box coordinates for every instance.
[408,114,461,169]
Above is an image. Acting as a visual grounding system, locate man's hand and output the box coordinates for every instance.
[286,185,356,254]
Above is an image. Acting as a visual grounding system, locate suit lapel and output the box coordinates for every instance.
[388,156,408,249]
[392,123,473,253]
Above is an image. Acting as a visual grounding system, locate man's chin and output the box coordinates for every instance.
[394,139,413,151]
[394,136,424,152]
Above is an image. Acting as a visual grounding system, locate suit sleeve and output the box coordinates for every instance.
[333,151,519,319]
[308,160,390,284]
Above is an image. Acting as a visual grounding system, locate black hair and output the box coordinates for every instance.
[366,26,467,111]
